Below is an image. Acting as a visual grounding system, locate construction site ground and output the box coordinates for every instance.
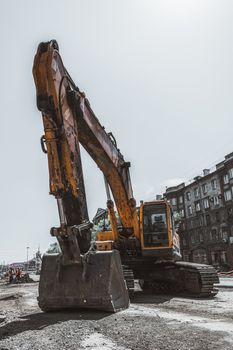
[0,278,233,350]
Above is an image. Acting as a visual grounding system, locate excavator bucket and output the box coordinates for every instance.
[38,250,129,312]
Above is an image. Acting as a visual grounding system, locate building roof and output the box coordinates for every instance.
[165,152,233,195]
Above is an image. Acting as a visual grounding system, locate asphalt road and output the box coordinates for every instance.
[0,280,233,350]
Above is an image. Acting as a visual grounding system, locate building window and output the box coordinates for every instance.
[193,249,207,264]
[199,215,204,226]
[199,232,204,242]
[203,198,209,209]
[182,238,187,246]
[223,174,229,184]
[186,192,191,201]
[180,209,185,217]
[171,198,177,206]
[195,202,201,212]
[191,235,195,244]
[188,205,192,216]
[222,231,228,241]
[179,196,183,204]
[211,179,217,190]
[215,211,220,223]
[183,252,189,261]
[211,251,218,264]
[211,228,218,241]
[224,190,232,201]
[229,168,233,179]
[202,183,208,195]
[194,218,199,228]
[194,187,199,198]
[227,207,233,218]
[213,196,219,206]
[220,251,227,264]
[206,214,211,225]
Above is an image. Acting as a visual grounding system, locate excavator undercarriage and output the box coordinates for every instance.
[123,260,219,298]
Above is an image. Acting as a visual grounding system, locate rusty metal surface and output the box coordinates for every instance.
[38,251,129,312]
[33,41,91,254]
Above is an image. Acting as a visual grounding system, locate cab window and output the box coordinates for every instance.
[143,204,169,247]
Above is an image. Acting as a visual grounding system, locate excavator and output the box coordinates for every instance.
[33,40,219,312]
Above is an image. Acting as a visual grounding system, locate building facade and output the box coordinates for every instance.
[165,153,233,270]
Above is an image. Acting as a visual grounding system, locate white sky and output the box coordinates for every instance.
[1,0,233,263]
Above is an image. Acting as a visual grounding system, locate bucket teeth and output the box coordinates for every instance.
[38,250,129,312]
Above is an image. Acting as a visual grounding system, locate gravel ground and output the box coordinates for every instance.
[0,280,233,350]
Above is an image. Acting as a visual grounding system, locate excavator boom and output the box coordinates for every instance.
[68,90,139,237]
[33,40,129,312]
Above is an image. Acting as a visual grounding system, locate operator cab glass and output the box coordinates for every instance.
[143,204,169,247]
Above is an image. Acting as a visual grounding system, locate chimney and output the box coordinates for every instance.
[203,169,210,176]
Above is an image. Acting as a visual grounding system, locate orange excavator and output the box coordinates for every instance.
[33,40,219,312]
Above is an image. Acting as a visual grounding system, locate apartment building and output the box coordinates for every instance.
[165,153,233,270]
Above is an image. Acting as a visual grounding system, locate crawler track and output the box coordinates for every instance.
[123,266,135,297]
[127,259,219,298]
[175,261,219,297]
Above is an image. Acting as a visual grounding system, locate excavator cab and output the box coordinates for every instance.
[96,200,181,261]
[140,201,181,259]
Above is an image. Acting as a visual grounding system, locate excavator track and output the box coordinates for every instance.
[122,266,135,297]
[175,261,219,297]
[130,260,219,298]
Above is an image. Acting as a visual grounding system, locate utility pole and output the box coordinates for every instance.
[26,247,30,272]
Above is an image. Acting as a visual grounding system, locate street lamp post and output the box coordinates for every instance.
[26,247,30,272]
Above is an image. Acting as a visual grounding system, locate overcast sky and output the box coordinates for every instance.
[1,0,233,263]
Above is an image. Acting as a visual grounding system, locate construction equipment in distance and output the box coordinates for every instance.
[33,40,219,312]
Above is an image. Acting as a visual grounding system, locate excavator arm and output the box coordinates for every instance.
[33,40,92,260]
[33,40,129,312]
[34,40,139,241]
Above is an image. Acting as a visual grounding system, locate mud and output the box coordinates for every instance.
[0,281,233,349]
